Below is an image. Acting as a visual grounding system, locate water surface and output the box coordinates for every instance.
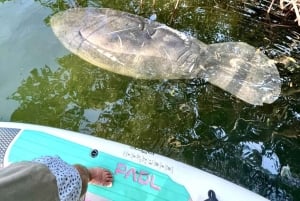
[0,0,299,200]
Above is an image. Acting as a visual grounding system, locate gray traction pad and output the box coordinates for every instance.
[0,127,21,167]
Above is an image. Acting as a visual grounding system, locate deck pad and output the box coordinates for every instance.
[0,127,20,167]
[5,129,191,201]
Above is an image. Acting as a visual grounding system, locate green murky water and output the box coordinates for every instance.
[0,0,299,200]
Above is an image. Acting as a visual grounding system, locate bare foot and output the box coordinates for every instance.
[88,168,113,187]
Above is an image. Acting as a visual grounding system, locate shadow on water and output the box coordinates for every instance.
[2,0,300,200]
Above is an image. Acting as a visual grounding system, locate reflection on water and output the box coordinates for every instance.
[1,0,300,200]
[0,0,68,120]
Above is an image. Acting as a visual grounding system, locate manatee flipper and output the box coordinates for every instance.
[202,42,281,105]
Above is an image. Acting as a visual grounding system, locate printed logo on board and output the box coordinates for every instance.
[115,162,161,191]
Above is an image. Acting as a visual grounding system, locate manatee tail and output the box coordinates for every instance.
[201,42,281,105]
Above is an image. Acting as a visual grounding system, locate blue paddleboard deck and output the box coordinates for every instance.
[0,127,190,201]
[0,122,270,201]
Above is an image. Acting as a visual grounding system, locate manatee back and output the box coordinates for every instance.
[50,8,207,79]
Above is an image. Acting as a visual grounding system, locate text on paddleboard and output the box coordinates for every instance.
[115,162,161,191]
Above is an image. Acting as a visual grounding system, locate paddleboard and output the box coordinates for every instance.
[0,122,269,201]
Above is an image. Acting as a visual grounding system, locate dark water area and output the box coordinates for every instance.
[0,0,299,200]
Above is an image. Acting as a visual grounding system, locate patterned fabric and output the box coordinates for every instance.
[33,156,82,201]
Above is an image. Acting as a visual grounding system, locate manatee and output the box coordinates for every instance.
[50,8,281,105]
